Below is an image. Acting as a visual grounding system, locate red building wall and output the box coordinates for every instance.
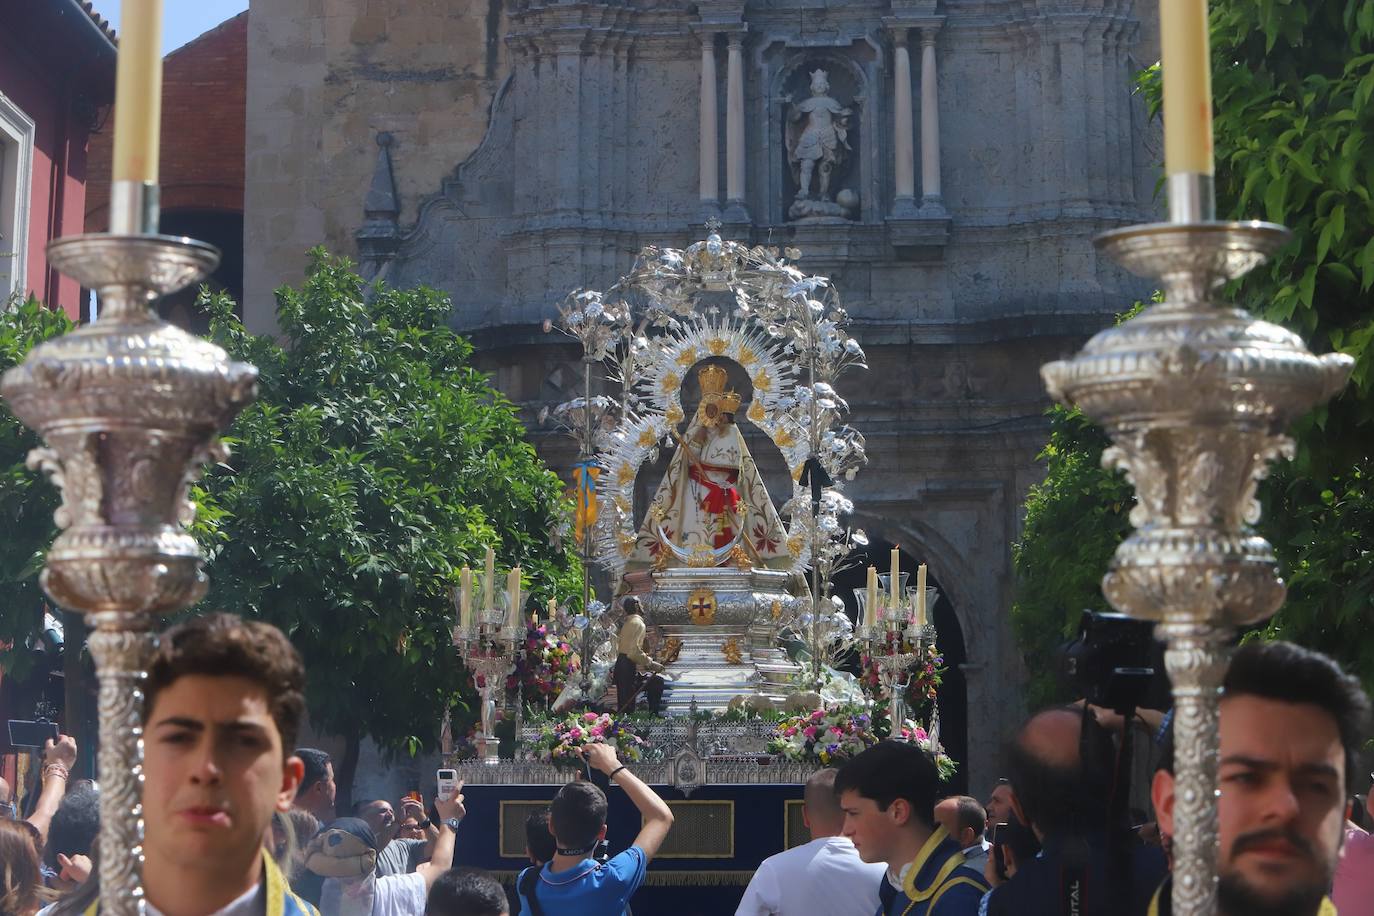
[0,0,116,318]
[87,11,248,228]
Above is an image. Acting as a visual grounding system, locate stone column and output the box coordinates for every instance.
[724,31,750,222]
[892,28,919,218]
[698,32,720,218]
[919,27,947,215]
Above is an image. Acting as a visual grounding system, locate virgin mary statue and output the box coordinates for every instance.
[627,365,793,571]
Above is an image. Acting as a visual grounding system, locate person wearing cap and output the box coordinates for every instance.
[308,781,463,916]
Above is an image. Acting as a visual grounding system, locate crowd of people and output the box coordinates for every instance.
[0,612,1371,916]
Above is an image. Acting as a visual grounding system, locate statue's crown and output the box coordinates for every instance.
[720,390,743,413]
[698,365,729,397]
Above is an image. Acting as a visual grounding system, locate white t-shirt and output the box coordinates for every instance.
[321,872,427,916]
[735,836,886,916]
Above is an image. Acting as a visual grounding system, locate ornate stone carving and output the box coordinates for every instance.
[785,69,858,221]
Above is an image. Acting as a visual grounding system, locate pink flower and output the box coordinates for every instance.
[803,725,818,739]
[584,712,598,722]
[569,727,583,740]
[590,726,605,737]
[830,725,844,736]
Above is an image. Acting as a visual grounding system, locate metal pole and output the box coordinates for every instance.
[580,356,595,703]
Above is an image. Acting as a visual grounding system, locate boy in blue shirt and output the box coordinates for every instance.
[516,741,675,916]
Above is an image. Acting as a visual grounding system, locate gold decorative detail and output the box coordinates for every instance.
[658,636,684,666]
[722,637,744,665]
[617,463,635,486]
[738,346,758,366]
[771,599,783,620]
[698,365,729,398]
[687,587,717,625]
[676,347,698,368]
[747,400,766,423]
[614,494,632,514]
[720,390,742,414]
[666,404,685,426]
[638,427,658,447]
[707,338,728,356]
[775,427,795,448]
[787,534,805,557]
[661,371,681,393]
[730,545,752,570]
[688,545,717,567]
[791,463,804,481]
[752,369,773,393]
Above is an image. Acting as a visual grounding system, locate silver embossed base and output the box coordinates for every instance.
[1042,220,1353,916]
[627,567,805,713]
[3,232,259,916]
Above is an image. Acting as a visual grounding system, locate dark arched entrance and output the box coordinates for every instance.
[830,538,969,794]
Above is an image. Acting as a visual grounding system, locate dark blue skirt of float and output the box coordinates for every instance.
[455,778,806,915]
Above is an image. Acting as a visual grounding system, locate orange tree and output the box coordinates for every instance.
[1012,0,1374,706]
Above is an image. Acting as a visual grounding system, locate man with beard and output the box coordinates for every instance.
[1150,640,1371,916]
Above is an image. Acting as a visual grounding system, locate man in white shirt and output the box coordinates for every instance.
[934,795,990,875]
[736,768,886,916]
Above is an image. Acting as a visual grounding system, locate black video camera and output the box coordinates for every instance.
[1061,610,1165,714]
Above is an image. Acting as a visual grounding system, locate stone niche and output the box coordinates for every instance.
[761,41,880,228]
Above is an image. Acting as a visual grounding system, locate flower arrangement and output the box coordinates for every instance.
[860,641,945,713]
[531,711,648,767]
[768,705,879,765]
[897,720,959,782]
[507,623,580,708]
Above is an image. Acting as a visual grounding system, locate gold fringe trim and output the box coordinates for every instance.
[487,869,757,887]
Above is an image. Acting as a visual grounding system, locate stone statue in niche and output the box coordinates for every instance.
[785,68,858,221]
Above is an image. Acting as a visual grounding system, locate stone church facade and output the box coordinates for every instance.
[246,0,1159,790]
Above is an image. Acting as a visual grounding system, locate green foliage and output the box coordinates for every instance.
[0,299,74,676]
[1019,1,1374,701]
[1011,407,1133,708]
[195,250,581,756]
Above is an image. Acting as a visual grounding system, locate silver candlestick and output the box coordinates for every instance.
[1042,200,1352,916]
[452,600,520,765]
[859,585,939,733]
[1,182,258,915]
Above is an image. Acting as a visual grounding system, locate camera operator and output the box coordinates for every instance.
[515,741,673,916]
[980,706,1165,916]
[24,734,78,849]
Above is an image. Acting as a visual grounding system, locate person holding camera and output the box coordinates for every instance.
[980,707,1165,916]
[515,741,673,916]
[22,734,78,850]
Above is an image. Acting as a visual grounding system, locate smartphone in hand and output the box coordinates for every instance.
[436,768,459,801]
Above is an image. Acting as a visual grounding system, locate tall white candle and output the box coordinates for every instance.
[507,567,522,628]
[112,0,164,182]
[889,547,900,606]
[865,566,878,627]
[483,546,495,609]
[459,567,472,630]
[916,563,928,627]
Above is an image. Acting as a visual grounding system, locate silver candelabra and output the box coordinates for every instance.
[451,597,520,765]
[857,580,939,732]
[1042,180,1352,916]
[1,182,258,914]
